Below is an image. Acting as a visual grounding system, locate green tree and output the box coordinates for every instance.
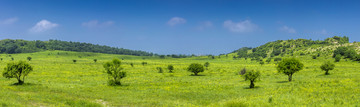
[72,59,77,63]
[335,54,341,62]
[2,61,33,84]
[320,61,335,75]
[103,59,126,86]
[156,67,163,73]
[276,58,304,81]
[204,62,210,70]
[187,63,204,76]
[142,62,147,66]
[130,63,134,67]
[27,56,32,61]
[93,59,97,63]
[243,70,260,88]
[167,65,174,73]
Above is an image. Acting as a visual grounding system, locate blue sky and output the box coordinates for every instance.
[0,0,359,55]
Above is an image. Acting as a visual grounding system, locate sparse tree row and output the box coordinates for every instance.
[1,56,336,88]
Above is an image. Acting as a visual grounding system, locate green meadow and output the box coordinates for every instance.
[1,50,359,106]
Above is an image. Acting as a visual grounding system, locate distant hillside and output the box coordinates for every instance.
[232,36,354,59]
[0,39,155,56]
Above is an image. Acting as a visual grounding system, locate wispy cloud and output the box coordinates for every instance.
[30,20,58,33]
[167,17,186,26]
[319,29,327,35]
[223,20,258,33]
[279,25,296,33]
[1,17,18,25]
[197,21,213,30]
[82,20,114,28]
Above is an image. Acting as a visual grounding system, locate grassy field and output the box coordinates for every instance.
[0,50,359,106]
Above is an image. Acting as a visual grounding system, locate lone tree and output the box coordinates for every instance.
[243,70,260,88]
[73,59,77,63]
[142,62,147,66]
[167,65,174,73]
[93,59,97,63]
[27,57,32,61]
[320,61,335,75]
[276,58,304,82]
[103,59,126,86]
[2,61,33,84]
[156,67,163,73]
[187,63,204,76]
[204,62,210,70]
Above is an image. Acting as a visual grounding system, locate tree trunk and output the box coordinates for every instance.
[17,79,24,84]
[325,70,330,75]
[288,74,292,82]
[194,72,198,76]
[250,81,255,88]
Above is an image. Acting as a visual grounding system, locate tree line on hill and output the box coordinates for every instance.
[0,39,154,56]
[233,36,350,59]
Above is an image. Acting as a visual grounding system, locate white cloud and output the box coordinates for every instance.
[320,29,327,35]
[82,20,114,28]
[223,20,258,33]
[167,17,186,26]
[30,20,58,33]
[1,17,18,24]
[197,21,213,30]
[280,26,296,33]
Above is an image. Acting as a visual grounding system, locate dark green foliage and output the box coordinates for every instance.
[235,47,252,58]
[333,46,360,61]
[156,67,163,73]
[320,61,335,75]
[142,62,147,66]
[243,70,260,88]
[259,61,265,65]
[312,55,317,59]
[93,59,97,63]
[11,57,14,61]
[130,63,134,67]
[0,39,154,56]
[73,60,77,63]
[0,58,2,61]
[187,63,205,76]
[167,65,174,73]
[2,61,33,84]
[103,59,126,86]
[239,68,246,75]
[204,62,210,69]
[274,58,282,62]
[266,58,271,63]
[325,36,349,44]
[27,56,32,61]
[159,55,165,59]
[277,58,304,81]
[335,55,341,62]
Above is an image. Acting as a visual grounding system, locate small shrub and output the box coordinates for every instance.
[239,68,247,75]
[93,59,97,63]
[312,55,317,59]
[167,65,174,73]
[335,55,341,62]
[103,59,126,86]
[204,62,210,70]
[156,67,163,73]
[73,60,77,63]
[27,56,32,61]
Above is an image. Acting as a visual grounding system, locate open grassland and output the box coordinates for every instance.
[0,51,360,106]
